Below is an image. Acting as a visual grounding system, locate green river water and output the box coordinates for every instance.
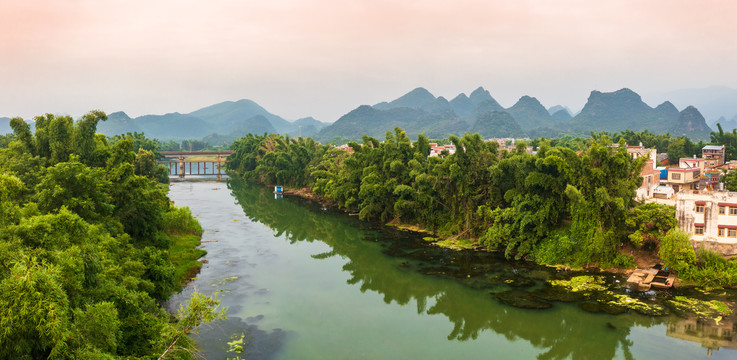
[165,180,737,359]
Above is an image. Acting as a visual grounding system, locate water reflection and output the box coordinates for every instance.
[667,317,737,356]
[228,180,673,359]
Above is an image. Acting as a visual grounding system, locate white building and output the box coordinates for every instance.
[676,191,737,256]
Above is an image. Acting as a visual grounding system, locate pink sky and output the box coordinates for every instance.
[1,0,736,122]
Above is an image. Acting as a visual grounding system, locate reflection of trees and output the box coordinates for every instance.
[228,179,660,360]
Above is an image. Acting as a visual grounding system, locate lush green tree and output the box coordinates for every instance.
[0,256,71,359]
[659,229,696,272]
[0,110,220,358]
[0,134,16,149]
[35,158,113,222]
[625,203,677,249]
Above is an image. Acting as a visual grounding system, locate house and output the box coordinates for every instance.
[627,144,657,164]
[675,191,737,256]
[702,145,726,168]
[636,159,661,200]
[679,157,706,171]
[666,168,701,192]
[626,144,661,200]
[335,144,355,153]
[429,143,456,157]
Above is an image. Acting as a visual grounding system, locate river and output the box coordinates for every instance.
[165,180,737,359]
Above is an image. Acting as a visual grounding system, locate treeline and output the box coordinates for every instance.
[228,128,664,267]
[530,129,707,164]
[0,112,219,358]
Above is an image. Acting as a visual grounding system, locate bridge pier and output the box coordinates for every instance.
[178,155,185,179]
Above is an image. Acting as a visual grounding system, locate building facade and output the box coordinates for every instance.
[702,145,726,168]
[679,157,706,171]
[667,168,701,192]
[676,191,737,256]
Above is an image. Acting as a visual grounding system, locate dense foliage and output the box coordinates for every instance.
[530,129,707,164]
[0,112,217,358]
[227,128,650,267]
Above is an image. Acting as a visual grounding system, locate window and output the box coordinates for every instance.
[696,204,704,213]
[729,229,737,238]
[731,207,737,216]
[672,173,681,180]
[720,206,726,215]
[719,228,725,236]
[695,226,704,235]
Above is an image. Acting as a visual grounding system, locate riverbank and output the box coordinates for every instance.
[163,205,207,292]
[270,183,704,289]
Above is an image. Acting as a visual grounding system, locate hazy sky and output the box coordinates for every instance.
[1,0,736,122]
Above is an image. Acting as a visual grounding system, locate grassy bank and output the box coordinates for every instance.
[162,206,207,291]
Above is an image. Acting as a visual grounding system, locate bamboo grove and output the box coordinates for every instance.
[228,128,658,267]
[0,112,221,359]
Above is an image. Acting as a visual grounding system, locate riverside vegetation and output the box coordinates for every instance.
[0,112,223,359]
[226,128,737,288]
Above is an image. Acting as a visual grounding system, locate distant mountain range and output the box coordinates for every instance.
[1,87,722,143]
[649,86,737,129]
[314,87,713,142]
[96,100,328,143]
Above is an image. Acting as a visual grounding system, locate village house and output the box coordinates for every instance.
[675,191,737,257]
[679,157,706,171]
[702,145,726,168]
[428,143,456,157]
[666,168,701,192]
[625,144,662,200]
[335,144,355,153]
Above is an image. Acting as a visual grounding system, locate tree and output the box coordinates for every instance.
[625,203,677,249]
[157,291,226,359]
[658,229,696,272]
[35,158,113,222]
[0,257,71,359]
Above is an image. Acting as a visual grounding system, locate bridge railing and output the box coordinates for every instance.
[158,151,234,180]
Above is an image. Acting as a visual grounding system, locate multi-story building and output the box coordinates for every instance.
[636,159,661,200]
[666,168,701,192]
[626,144,662,200]
[676,191,737,256]
[679,157,706,171]
[702,145,726,168]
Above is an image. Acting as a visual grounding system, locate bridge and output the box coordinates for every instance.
[159,150,234,180]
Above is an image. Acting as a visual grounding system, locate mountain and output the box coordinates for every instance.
[188,99,296,134]
[562,88,711,140]
[201,115,278,145]
[568,89,654,132]
[712,114,737,132]
[97,112,142,135]
[671,106,712,141]
[469,87,500,107]
[314,105,464,143]
[471,111,525,138]
[548,105,572,116]
[506,96,555,130]
[449,94,475,117]
[1,117,11,135]
[551,109,572,123]
[316,87,515,142]
[651,86,737,124]
[373,87,437,110]
[292,117,328,137]
[134,113,212,141]
[92,99,321,143]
